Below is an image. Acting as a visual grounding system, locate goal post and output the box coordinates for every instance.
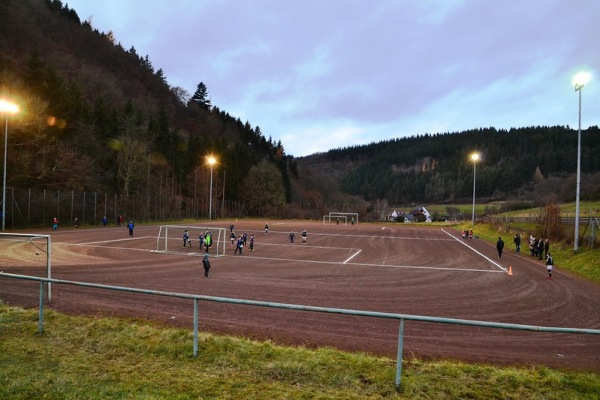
[154,225,226,257]
[0,233,52,302]
[322,215,347,225]
[329,212,359,224]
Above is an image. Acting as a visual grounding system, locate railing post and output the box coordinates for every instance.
[38,281,44,334]
[193,299,199,357]
[395,318,405,388]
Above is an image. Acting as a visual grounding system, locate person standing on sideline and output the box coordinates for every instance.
[74,218,80,229]
[301,229,307,244]
[496,237,504,259]
[546,253,554,279]
[265,223,269,235]
[183,230,191,247]
[513,234,521,254]
[289,231,295,245]
[249,234,255,252]
[102,215,108,227]
[202,254,211,278]
[127,220,134,236]
[544,239,550,258]
[52,217,59,230]
[537,239,544,260]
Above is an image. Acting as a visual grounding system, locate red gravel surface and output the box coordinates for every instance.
[1,221,599,371]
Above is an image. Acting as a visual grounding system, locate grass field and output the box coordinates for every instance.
[1,304,599,399]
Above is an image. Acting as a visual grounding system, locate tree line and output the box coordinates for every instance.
[320,126,600,205]
[0,0,296,215]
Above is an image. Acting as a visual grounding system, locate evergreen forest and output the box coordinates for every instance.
[1,0,599,223]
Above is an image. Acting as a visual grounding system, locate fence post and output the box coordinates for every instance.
[38,281,45,334]
[193,299,199,357]
[395,318,405,388]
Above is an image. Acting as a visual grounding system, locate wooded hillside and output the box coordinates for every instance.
[1,0,598,222]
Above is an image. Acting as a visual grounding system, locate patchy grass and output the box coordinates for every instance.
[1,304,599,399]
[461,223,600,284]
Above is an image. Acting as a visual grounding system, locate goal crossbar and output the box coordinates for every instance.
[154,225,226,257]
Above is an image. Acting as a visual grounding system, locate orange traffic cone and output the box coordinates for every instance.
[507,266,513,276]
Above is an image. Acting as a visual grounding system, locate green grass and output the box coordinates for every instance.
[463,222,600,284]
[1,304,599,399]
[423,201,600,283]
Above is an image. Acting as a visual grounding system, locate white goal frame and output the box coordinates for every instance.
[328,212,359,224]
[323,215,347,225]
[154,225,226,257]
[0,233,52,302]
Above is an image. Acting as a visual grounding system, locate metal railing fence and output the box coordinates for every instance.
[1,272,599,388]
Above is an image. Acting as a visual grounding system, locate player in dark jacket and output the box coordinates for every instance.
[202,254,211,277]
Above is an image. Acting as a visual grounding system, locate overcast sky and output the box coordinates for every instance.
[65,0,599,157]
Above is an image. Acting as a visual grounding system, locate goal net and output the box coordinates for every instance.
[154,225,227,257]
[0,233,52,302]
[329,212,359,224]
[323,215,347,225]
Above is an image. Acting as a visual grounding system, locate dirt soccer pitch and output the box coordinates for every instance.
[1,220,599,371]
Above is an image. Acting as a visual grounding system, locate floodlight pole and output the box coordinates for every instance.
[2,114,8,231]
[207,156,216,221]
[572,72,590,252]
[209,163,213,221]
[1,100,19,231]
[574,84,583,251]
[470,153,479,229]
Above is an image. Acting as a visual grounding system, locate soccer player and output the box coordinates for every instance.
[289,231,295,245]
[301,229,307,244]
[546,253,554,279]
[202,254,211,278]
[234,236,244,255]
[127,220,134,236]
[183,230,191,247]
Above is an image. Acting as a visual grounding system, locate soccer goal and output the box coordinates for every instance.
[323,215,347,225]
[0,233,52,301]
[329,212,359,225]
[154,225,227,257]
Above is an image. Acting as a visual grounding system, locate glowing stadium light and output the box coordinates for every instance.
[470,153,480,229]
[0,99,20,231]
[207,155,217,221]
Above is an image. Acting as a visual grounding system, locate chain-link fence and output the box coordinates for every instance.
[1,187,356,229]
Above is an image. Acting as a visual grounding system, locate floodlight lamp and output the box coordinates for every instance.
[0,99,19,114]
[470,153,480,162]
[572,72,591,91]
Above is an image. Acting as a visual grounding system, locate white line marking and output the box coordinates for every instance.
[57,236,155,246]
[441,228,506,272]
[343,249,362,264]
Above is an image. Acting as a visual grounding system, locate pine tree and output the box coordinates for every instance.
[191,82,211,110]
